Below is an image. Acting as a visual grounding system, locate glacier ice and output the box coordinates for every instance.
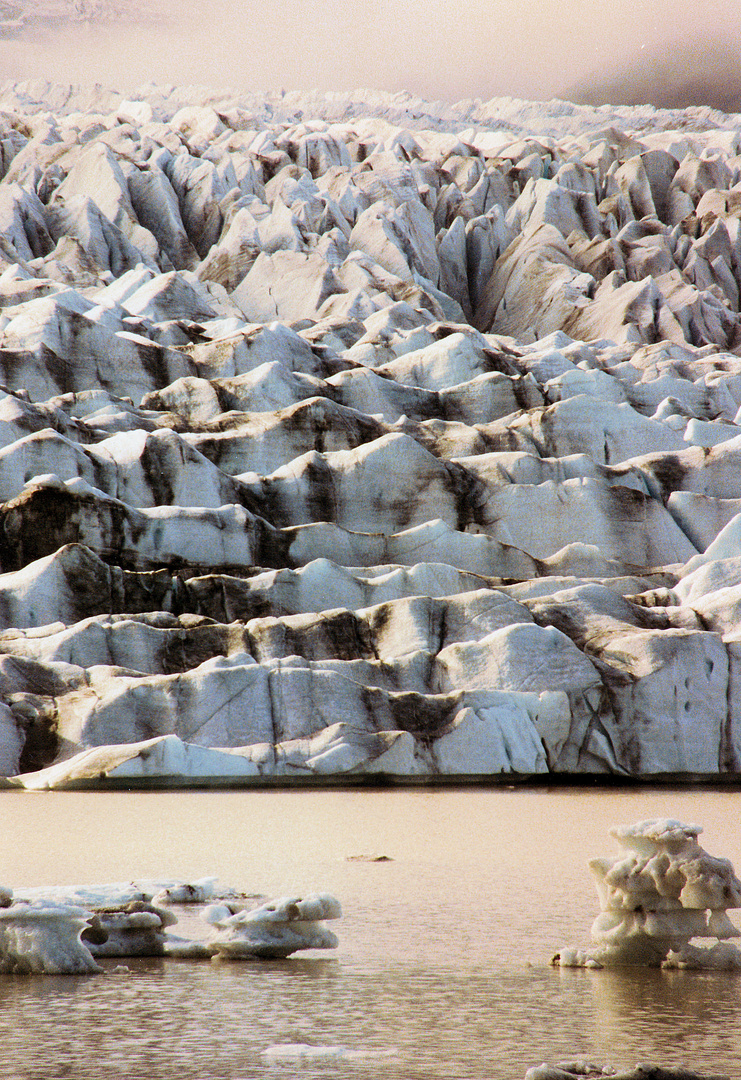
[4,82,741,782]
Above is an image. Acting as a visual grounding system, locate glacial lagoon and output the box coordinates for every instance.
[2,787,740,1079]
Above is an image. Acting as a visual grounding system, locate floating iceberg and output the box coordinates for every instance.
[0,880,341,972]
[261,1043,396,1064]
[0,897,102,974]
[205,893,341,960]
[552,819,741,969]
[151,878,218,905]
[82,901,177,958]
[15,877,221,907]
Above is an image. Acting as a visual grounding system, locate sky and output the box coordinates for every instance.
[0,0,740,104]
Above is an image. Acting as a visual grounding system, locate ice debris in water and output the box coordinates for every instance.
[204,893,342,960]
[0,899,102,975]
[261,1043,397,1064]
[82,901,178,958]
[526,1064,730,1080]
[0,880,341,973]
[15,878,221,907]
[151,877,218,904]
[552,818,741,969]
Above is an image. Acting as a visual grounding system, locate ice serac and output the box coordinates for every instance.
[3,84,741,782]
[552,819,741,969]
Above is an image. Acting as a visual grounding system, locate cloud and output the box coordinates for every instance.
[562,38,741,112]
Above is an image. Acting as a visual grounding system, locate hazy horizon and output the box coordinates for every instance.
[0,0,740,107]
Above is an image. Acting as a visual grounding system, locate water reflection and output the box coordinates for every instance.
[0,970,96,1004]
[553,965,741,1071]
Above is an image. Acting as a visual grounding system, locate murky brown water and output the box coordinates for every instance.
[1,787,740,1079]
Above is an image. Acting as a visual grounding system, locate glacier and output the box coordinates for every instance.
[2,82,741,784]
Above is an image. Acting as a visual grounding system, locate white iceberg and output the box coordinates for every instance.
[151,878,218,904]
[552,818,741,969]
[0,880,341,970]
[16,877,222,907]
[1,877,232,970]
[206,893,341,960]
[83,902,178,958]
[0,899,101,975]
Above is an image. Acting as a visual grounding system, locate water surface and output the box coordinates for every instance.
[1,788,739,1079]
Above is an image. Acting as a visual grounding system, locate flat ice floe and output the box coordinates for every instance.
[261,1043,397,1064]
[2,81,741,783]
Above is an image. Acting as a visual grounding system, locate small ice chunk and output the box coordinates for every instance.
[261,1044,347,1064]
[151,877,218,905]
[16,878,222,908]
[208,893,341,960]
[525,1064,613,1080]
[526,1065,727,1080]
[162,937,214,960]
[0,902,101,975]
[251,894,341,922]
[663,941,741,970]
[261,1043,396,1064]
[610,818,703,854]
[83,902,177,958]
[202,903,238,925]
